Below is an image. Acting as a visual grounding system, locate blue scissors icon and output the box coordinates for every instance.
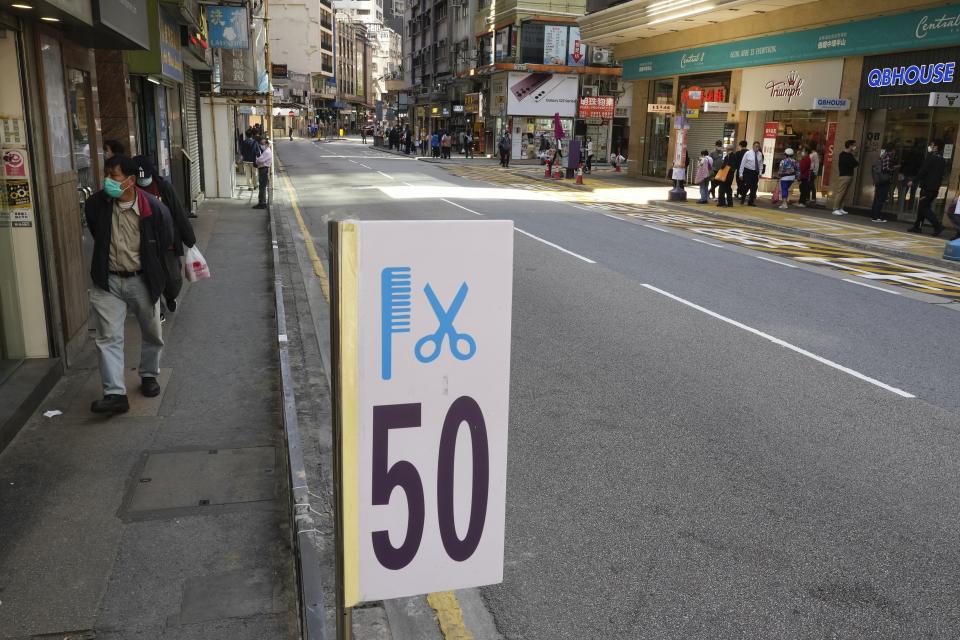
[415,282,477,363]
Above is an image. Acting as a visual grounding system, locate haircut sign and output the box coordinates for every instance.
[332,220,514,607]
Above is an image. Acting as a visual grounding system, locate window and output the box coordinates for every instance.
[357,8,370,14]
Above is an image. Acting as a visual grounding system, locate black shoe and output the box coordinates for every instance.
[165,297,177,312]
[91,394,129,414]
[252,203,267,209]
[906,227,921,233]
[141,377,161,398]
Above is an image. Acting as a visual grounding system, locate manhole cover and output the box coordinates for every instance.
[122,447,276,518]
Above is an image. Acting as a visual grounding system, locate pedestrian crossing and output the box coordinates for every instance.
[438,164,960,301]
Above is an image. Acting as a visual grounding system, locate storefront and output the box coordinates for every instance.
[678,74,731,180]
[642,80,674,179]
[576,96,614,163]
[854,47,960,218]
[502,71,578,160]
[738,59,845,189]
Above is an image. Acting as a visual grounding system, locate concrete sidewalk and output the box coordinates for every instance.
[0,197,298,639]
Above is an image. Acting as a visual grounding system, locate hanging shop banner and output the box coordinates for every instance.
[821,122,838,187]
[543,25,567,65]
[761,121,778,179]
[579,96,615,119]
[739,60,843,111]
[622,4,960,80]
[332,220,514,606]
[159,8,184,83]
[206,5,250,49]
[567,26,585,67]
[507,72,579,117]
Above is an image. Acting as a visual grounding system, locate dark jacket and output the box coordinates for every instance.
[838,151,859,177]
[913,153,946,193]
[240,137,260,162]
[721,152,738,184]
[154,177,196,256]
[85,188,174,304]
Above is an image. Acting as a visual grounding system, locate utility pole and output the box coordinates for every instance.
[264,0,273,137]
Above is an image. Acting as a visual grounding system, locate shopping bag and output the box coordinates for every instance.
[183,245,211,282]
[771,187,780,204]
[714,166,730,182]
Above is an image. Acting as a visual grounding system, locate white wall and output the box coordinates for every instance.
[270,0,324,75]
[200,98,238,199]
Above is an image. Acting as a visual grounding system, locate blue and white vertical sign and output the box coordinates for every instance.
[335,220,514,607]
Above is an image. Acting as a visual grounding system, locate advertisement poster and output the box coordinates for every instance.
[821,122,838,187]
[761,121,778,179]
[543,26,567,65]
[0,118,26,147]
[206,5,250,49]
[507,73,579,117]
[3,149,28,178]
[567,26,585,66]
[579,96,615,119]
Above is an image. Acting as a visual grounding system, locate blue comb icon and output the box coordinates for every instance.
[381,267,412,380]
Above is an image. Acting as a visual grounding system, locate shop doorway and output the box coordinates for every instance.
[856,108,959,217]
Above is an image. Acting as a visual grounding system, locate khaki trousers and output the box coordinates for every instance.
[832,175,853,210]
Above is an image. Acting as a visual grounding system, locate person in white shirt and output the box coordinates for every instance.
[738,141,764,206]
[253,138,273,209]
[585,137,594,173]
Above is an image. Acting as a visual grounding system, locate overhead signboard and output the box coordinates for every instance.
[929,91,960,107]
[860,47,960,108]
[622,4,960,80]
[507,72,578,117]
[567,26,585,67]
[702,101,732,112]
[739,59,844,111]
[206,5,250,49]
[332,220,514,606]
[543,25,567,65]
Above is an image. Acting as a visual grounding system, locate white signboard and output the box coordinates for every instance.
[928,92,960,107]
[543,25,567,65]
[702,102,732,112]
[812,97,850,110]
[647,103,675,114]
[336,220,514,607]
[567,26,585,67]
[739,59,844,111]
[507,72,579,117]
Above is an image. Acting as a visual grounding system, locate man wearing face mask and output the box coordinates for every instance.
[133,156,197,312]
[907,139,947,236]
[253,138,273,209]
[84,155,174,414]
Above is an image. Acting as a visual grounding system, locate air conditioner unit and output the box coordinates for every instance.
[590,47,611,65]
[582,85,598,97]
[609,79,622,93]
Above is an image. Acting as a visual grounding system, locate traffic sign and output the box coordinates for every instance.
[331,220,514,608]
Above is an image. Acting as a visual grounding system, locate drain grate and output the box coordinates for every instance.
[121,446,276,519]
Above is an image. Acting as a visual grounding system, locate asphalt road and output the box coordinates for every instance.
[278,137,960,639]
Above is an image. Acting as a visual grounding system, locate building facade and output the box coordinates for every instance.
[270,0,335,127]
[581,0,960,219]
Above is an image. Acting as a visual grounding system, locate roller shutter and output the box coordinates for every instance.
[184,70,202,203]
[684,112,726,183]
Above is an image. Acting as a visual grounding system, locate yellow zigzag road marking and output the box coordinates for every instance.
[427,591,474,640]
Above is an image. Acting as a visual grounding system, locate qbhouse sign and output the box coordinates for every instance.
[332,220,514,606]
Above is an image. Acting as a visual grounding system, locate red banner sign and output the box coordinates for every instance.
[821,122,838,187]
[579,96,615,120]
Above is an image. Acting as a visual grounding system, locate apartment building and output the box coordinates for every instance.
[269,0,335,122]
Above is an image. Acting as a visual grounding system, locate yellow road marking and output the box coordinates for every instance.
[276,158,330,302]
[427,591,474,640]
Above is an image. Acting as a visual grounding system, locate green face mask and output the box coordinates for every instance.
[104,176,126,198]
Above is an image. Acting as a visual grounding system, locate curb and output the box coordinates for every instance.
[267,183,327,640]
[506,171,959,273]
[657,200,960,273]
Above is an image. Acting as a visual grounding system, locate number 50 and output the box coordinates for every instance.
[371,396,489,570]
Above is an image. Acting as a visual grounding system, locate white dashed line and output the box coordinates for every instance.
[515,228,596,264]
[756,255,799,268]
[842,278,902,295]
[692,238,724,248]
[441,199,484,216]
[377,171,394,180]
[641,283,915,399]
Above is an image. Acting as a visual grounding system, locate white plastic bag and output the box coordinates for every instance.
[183,245,210,282]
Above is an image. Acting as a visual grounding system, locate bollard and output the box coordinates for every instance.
[575,165,583,185]
[544,167,551,178]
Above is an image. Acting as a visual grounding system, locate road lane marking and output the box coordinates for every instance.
[349,159,358,164]
[515,228,596,264]
[692,238,724,248]
[756,255,799,268]
[640,283,916,399]
[643,224,670,233]
[842,278,902,295]
[603,213,625,221]
[276,159,330,302]
[377,171,394,180]
[441,199,484,216]
[359,163,371,169]
[427,591,473,640]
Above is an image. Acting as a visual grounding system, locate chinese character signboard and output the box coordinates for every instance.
[159,8,183,82]
[567,26,585,67]
[578,96,614,119]
[543,25,566,65]
[331,220,513,607]
[206,5,250,49]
